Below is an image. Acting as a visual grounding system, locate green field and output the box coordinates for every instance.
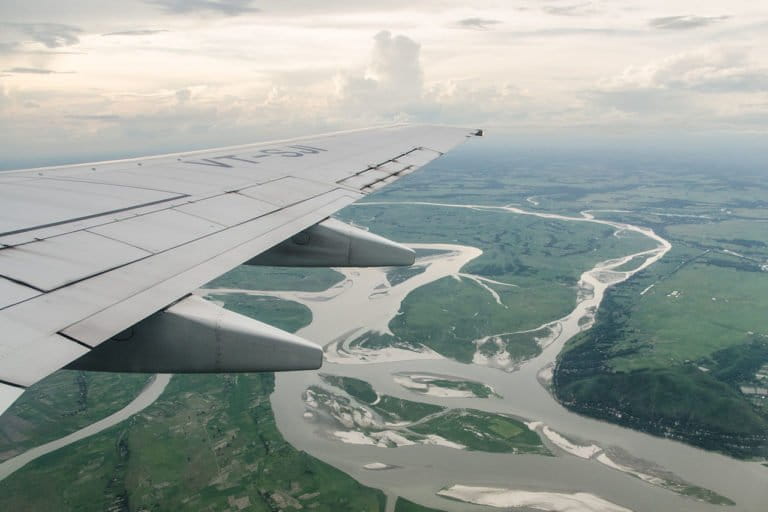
[410,409,550,455]
[320,374,378,404]
[555,249,768,458]
[423,379,497,398]
[0,372,149,462]
[395,374,498,399]
[387,265,427,286]
[391,276,546,364]
[374,396,445,423]
[205,293,312,334]
[309,380,547,454]
[310,383,445,425]
[550,188,768,458]
[206,265,344,292]
[337,203,658,368]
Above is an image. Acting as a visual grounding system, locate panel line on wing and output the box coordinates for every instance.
[58,331,97,350]
[0,378,27,390]
[0,193,189,238]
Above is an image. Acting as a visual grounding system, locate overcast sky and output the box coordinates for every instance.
[1,0,767,166]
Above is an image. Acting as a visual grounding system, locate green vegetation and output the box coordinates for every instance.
[388,279,558,367]
[320,374,378,404]
[677,485,735,506]
[348,331,421,352]
[0,372,149,462]
[205,293,312,333]
[395,497,447,512]
[374,396,444,423]
[341,204,657,288]
[555,235,768,458]
[313,380,444,423]
[309,384,547,454]
[410,409,550,455]
[419,378,497,398]
[206,265,344,292]
[395,373,498,398]
[391,277,543,364]
[386,264,426,286]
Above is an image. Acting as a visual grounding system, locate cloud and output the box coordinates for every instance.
[649,15,730,30]
[175,88,192,103]
[0,84,8,110]
[3,67,58,74]
[588,47,768,122]
[602,47,768,93]
[496,27,642,39]
[368,31,422,93]
[542,3,596,17]
[3,22,82,48]
[0,42,21,54]
[65,114,122,121]
[455,17,503,30]
[102,29,169,37]
[146,0,260,16]
[336,31,423,114]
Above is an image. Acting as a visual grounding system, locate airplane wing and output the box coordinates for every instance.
[0,124,481,415]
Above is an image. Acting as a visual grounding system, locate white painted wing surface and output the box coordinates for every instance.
[0,124,481,414]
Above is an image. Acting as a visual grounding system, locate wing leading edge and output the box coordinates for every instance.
[0,124,482,415]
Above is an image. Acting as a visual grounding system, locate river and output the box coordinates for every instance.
[263,202,765,512]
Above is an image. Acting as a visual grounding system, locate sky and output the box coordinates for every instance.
[1,0,767,167]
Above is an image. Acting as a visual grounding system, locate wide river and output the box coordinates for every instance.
[263,202,766,512]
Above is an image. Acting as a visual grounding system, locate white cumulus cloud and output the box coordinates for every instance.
[336,31,423,115]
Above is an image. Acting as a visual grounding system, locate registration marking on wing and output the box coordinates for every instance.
[181,145,328,168]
